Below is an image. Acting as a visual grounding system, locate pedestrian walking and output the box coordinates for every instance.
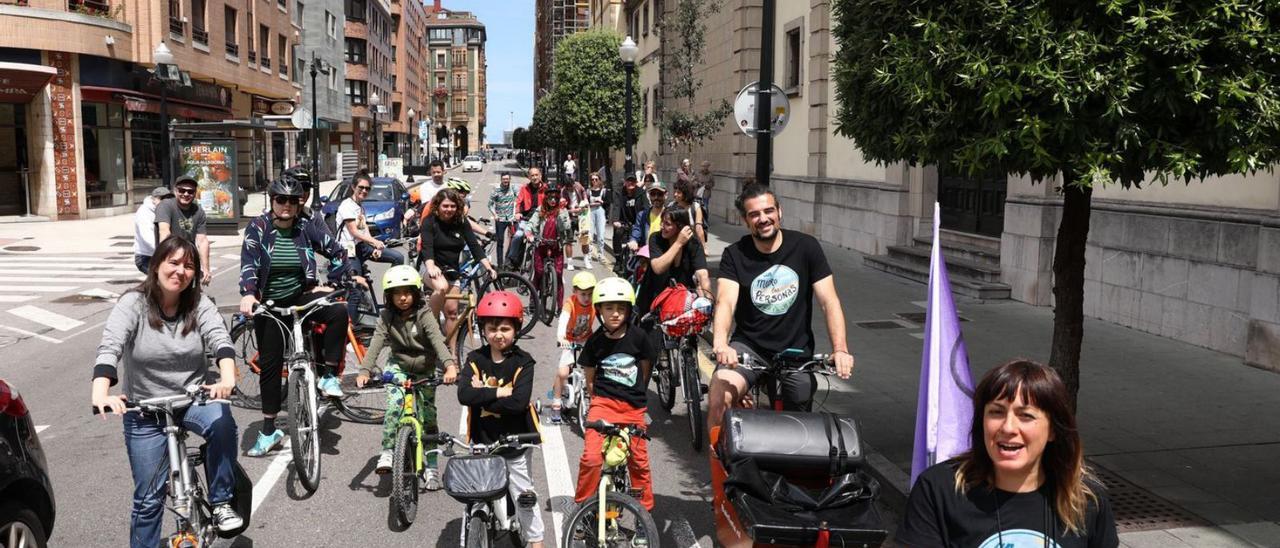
[133,187,172,273]
[563,153,578,185]
[696,160,715,217]
[587,173,611,265]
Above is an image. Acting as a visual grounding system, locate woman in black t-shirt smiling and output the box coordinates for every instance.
[898,360,1118,548]
[636,204,712,318]
[420,188,497,337]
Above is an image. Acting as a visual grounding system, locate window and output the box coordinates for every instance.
[346,79,368,104]
[783,20,803,94]
[453,50,467,67]
[293,45,303,84]
[326,11,338,40]
[345,0,366,21]
[346,38,367,63]
[295,2,305,27]
[260,24,271,66]
[642,1,649,36]
[453,97,466,115]
[81,103,127,209]
[278,34,288,75]
[224,7,239,57]
[436,51,446,68]
[430,28,451,41]
[191,0,206,31]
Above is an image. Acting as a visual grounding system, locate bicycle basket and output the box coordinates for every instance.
[652,285,711,337]
[442,454,509,503]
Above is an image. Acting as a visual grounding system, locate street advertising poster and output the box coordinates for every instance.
[177,139,238,220]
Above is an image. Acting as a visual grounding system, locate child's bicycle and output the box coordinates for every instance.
[433,431,542,548]
[384,373,446,527]
[562,420,660,548]
[552,342,591,432]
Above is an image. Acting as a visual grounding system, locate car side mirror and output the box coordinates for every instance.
[401,193,409,201]
[318,196,329,205]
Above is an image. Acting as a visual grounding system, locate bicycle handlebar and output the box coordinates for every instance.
[736,351,835,375]
[91,386,230,416]
[252,288,348,317]
[431,431,541,453]
[583,420,650,440]
[377,372,445,389]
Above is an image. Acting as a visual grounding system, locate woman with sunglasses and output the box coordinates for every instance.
[237,176,362,457]
[898,360,1119,547]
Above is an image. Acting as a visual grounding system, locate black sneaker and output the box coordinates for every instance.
[213,503,244,532]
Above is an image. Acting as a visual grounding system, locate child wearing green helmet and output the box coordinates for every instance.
[356,265,459,488]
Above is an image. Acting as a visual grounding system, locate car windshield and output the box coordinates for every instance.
[465,156,481,162]
[366,183,396,201]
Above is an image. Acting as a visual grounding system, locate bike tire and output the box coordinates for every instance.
[229,320,264,410]
[541,272,559,326]
[682,344,705,452]
[478,271,541,338]
[465,514,491,548]
[288,366,322,493]
[336,374,388,424]
[656,349,677,412]
[455,315,483,366]
[561,491,660,548]
[391,425,419,527]
[576,392,591,436]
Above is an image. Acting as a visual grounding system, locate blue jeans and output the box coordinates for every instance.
[123,403,238,548]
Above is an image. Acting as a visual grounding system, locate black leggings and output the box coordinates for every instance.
[254,291,350,415]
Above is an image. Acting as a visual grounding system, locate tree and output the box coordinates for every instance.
[832,0,1280,409]
[529,94,565,152]
[536,29,642,157]
[511,127,528,151]
[658,0,733,149]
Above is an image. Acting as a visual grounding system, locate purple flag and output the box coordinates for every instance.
[910,202,976,486]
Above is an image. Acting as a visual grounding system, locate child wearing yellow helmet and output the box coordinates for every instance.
[550,271,597,421]
[356,265,458,487]
[573,277,658,511]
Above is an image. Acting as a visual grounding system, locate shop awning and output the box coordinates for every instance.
[0,62,57,103]
[81,86,232,122]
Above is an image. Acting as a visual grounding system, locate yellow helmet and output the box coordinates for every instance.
[571,271,598,290]
[591,277,635,306]
[381,265,423,294]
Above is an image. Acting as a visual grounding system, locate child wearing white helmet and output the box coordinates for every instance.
[550,271,597,422]
[356,265,458,488]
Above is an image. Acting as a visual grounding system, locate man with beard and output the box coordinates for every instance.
[155,175,212,285]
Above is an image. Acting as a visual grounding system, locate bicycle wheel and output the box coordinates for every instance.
[287,365,322,493]
[681,344,705,452]
[562,491,660,548]
[540,272,559,326]
[230,319,263,410]
[336,372,388,424]
[455,315,484,366]
[390,425,419,526]
[576,392,591,436]
[479,271,541,338]
[655,349,677,412]
[465,514,491,548]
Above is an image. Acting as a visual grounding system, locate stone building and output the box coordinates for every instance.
[0,0,299,219]
[424,5,485,163]
[629,0,1280,371]
[297,0,349,181]
[338,0,393,171]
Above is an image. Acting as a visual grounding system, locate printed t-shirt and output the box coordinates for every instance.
[719,229,832,357]
[562,296,595,344]
[579,326,658,409]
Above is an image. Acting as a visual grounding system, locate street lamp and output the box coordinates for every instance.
[619,36,638,179]
[309,51,331,207]
[407,107,416,165]
[152,42,180,189]
[369,91,382,174]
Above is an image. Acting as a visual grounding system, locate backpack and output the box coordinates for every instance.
[649,283,712,337]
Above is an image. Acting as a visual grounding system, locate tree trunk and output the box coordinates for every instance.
[1049,174,1093,413]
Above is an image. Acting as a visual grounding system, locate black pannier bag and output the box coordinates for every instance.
[719,409,887,546]
[442,454,510,503]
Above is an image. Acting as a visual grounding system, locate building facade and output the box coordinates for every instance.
[381,0,427,166]
[298,0,349,181]
[0,0,299,220]
[631,0,1280,372]
[338,0,392,174]
[533,0,589,102]
[424,6,485,163]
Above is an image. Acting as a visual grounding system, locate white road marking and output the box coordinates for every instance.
[0,296,38,303]
[0,325,62,344]
[221,254,241,260]
[0,257,126,264]
[250,439,294,516]
[7,305,85,331]
[0,268,139,276]
[35,425,49,434]
[77,288,121,300]
[0,285,78,293]
[0,276,111,284]
[911,300,928,309]
[908,332,925,340]
[540,420,574,548]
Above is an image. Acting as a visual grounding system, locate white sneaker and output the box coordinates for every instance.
[566,262,576,271]
[424,468,443,491]
[213,503,244,532]
[376,450,393,474]
[584,256,593,269]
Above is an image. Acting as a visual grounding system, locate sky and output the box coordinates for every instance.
[440,0,534,144]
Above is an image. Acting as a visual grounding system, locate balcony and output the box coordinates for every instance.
[168,16,183,37]
[192,27,208,46]
[248,50,257,64]
[68,0,109,16]
[226,43,239,57]
[261,56,271,70]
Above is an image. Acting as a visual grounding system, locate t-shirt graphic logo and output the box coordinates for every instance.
[977,529,1060,548]
[750,264,800,316]
[600,352,638,387]
[179,216,194,233]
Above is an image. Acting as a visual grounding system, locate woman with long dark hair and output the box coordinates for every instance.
[420,187,497,339]
[91,236,243,547]
[899,359,1119,547]
[635,204,711,318]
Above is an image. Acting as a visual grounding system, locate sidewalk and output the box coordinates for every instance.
[694,218,1280,547]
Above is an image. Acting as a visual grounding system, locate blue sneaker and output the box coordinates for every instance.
[246,430,284,457]
[318,375,343,398]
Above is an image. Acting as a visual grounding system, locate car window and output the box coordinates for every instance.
[465,156,480,162]
[368,184,396,201]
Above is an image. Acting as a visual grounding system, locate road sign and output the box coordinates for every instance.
[733,81,789,138]
[291,107,313,129]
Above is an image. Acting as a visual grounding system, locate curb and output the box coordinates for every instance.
[862,441,910,513]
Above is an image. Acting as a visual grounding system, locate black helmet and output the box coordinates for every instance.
[283,166,312,186]
[268,176,305,197]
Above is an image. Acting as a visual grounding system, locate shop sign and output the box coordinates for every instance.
[252,95,295,115]
[48,53,79,219]
[176,139,238,221]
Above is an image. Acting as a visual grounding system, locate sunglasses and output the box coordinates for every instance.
[175,187,196,195]
[273,196,301,205]
[355,185,372,191]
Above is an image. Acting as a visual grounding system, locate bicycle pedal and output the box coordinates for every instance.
[700,383,709,395]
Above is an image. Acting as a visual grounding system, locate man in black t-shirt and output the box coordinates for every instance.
[154,176,211,284]
[707,184,856,439]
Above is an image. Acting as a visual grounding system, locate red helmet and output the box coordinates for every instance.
[476,291,523,321]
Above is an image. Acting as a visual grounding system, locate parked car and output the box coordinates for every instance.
[0,378,55,547]
[461,155,484,172]
[320,177,410,240]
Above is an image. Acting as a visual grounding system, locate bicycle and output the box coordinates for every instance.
[431,254,541,365]
[647,313,708,452]
[92,386,249,547]
[556,342,591,433]
[562,420,660,548]
[433,431,542,548]
[385,374,446,527]
[529,233,563,327]
[736,349,836,413]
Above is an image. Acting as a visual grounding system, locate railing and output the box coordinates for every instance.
[192,27,208,45]
[261,56,271,70]
[248,50,257,64]
[68,0,109,15]
[279,63,287,76]
[226,43,239,57]
[168,16,184,36]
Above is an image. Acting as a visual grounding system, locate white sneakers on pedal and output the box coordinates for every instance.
[376,449,393,474]
[424,468,443,491]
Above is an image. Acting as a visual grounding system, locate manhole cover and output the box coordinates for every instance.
[855,320,908,330]
[1089,462,1206,532]
[3,246,40,252]
[895,311,969,324]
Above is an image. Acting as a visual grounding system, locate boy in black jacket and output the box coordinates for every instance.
[456,291,545,547]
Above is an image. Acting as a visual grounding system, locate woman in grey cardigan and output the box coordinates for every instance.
[90,236,242,548]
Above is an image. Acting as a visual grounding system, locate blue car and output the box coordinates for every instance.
[320,177,410,241]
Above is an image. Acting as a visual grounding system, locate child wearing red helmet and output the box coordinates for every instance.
[456,291,545,547]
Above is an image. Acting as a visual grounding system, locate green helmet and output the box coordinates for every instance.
[381,265,423,294]
[446,177,472,194]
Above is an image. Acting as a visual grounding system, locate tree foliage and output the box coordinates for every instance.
[659,0,734,149]
[534,29,642,152]
[512,127,528,150]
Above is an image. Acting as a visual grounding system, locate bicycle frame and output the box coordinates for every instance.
[596,433,634,542]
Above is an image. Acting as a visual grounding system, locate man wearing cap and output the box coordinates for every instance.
[627,178,669,252]
[132,187,173,273]
[155,175,212,284]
